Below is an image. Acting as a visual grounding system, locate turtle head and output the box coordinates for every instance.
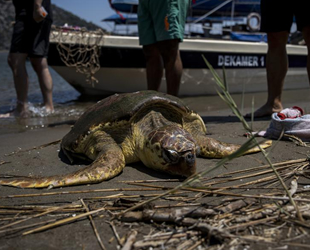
[140,125,197,177]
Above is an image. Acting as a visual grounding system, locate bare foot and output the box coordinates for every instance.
[244,104,283,118]
[41,107,54,116]
[0,112,12,118]
[0,109,29,118]
[45,107,54,114]
[44,103,54,114]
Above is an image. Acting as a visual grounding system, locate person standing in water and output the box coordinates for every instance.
[1,0,54,118]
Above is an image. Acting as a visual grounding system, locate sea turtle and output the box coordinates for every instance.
[0,90,271,189]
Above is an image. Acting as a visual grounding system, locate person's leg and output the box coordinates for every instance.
[247,31,289,117]
[2,53,29,118]
[30,57,54,112]
[158,39,182,96]
[302,26,310,83]
[143,44,164,92]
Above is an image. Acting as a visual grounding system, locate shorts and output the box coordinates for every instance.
[260,0,310,32]
[138,0,189,46]
[9,17,52,57]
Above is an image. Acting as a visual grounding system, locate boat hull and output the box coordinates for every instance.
[50,66,308,96]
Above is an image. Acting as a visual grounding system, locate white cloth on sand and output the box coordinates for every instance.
[263,113,310,142]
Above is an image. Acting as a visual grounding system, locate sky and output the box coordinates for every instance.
[52,0,117,31]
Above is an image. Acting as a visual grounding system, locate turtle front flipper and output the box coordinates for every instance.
[0,140,125,189]
[196,134,272,159]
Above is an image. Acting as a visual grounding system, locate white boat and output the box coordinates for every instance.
[48,31,308,96]
[48,29,308,96]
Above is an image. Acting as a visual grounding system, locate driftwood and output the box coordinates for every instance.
[219,198,256,213]
[121,230,137,250]
[121,207,233,242]
[121,207,217,222]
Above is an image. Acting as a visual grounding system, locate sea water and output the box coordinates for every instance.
[0,51,97,135]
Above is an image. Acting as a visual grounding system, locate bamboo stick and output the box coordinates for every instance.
[0,203,79,231]
[215,158,307,178]
[0,187,163,199]
[183,187,310,203]
[80,199,106,250]
[121,230,137,250]
[22,207,106,235]
[118,179,181,183]
[0,218,57,235]
[108,221,122,247]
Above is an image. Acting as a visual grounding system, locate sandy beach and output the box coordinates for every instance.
[1,88,310,250]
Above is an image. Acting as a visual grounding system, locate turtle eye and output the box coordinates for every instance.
[163,149,180,164]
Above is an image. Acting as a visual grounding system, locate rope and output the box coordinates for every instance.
[50,26,105,87]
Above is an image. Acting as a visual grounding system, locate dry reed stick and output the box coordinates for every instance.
[121,230,137,250]
[226,215,280,231]
[0,218,57,235]
[202,164,296,187]
[0,204,82,210]
[23,207,106,235]
[215,158,307,178]
[286,243,310,249]
[186,238,205,250]
[124,183,172,189]
[119,179,181,183]
[0,202,79,231]
[133,238,181,249]
[84,191,189,200]
[183,187,310,203]
[80,199,106,250]
[254,142,304,222]
[208,170,291,193]
[0,204,83,215]
[143,231,199,241]
[108,221,123,247]
[0,187,163,199]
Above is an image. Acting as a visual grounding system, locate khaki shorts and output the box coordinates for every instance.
[138,0,189,46]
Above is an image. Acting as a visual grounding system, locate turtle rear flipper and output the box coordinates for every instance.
[196,135,272,159]
[0,143,125,189]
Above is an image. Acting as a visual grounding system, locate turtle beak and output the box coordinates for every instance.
[163,150,196,177]
[162,149,196,177]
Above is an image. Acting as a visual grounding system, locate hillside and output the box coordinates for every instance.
[0,0,106,51]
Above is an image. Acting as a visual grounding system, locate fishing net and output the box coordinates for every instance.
[50,26,105,86]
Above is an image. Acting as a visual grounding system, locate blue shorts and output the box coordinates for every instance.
[138,0,190,46]
[260,0,310,32]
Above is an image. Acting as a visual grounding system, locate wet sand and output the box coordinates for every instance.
[1,88,310,250]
